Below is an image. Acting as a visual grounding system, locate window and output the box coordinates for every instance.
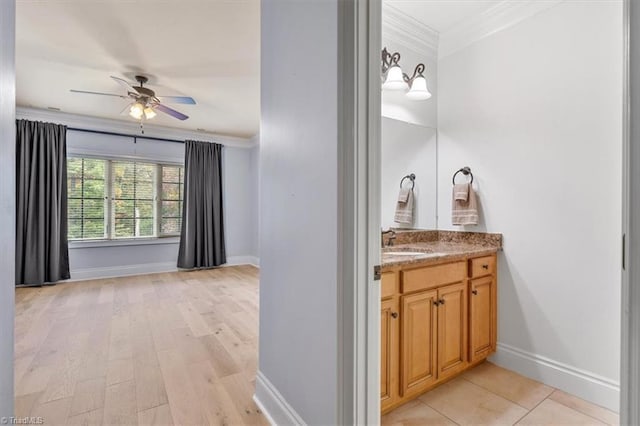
[67,157,184,240]
[67,158,107,239]
[160,165,184,235]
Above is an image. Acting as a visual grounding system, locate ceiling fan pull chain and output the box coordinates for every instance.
[140,120,144,135]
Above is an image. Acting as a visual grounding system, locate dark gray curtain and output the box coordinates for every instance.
[177,140,226,268]
[15,119,70,285]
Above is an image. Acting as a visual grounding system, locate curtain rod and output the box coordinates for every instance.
[67,127,185,144]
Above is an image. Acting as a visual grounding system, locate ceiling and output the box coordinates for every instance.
[16,0,260,139]
[385,0,503,33]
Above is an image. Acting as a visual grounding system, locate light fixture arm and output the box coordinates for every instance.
[403,63,426,86]
[381,47,401,75]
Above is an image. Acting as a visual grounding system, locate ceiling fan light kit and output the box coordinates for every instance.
[129,102,144,119]
[381,47,432,100]
[70,74,197,122]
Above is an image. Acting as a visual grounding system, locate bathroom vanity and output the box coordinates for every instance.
[379,230,501,413]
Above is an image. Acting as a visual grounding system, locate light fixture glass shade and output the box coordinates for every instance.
[129,102,144,119]
[406,75,432,100]
[143,107,157,119]
[382,65,406,90]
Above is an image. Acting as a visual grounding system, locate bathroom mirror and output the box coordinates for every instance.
[381,117,438,230]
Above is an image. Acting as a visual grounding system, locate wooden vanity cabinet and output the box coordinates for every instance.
[469,256,497,363]
[399,260,468,398]
[400,288,438,398]
[380,272,400,411]
[436,282,468,379]
[381,253,497,414]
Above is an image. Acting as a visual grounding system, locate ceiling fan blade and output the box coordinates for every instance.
[154,103,189,121]
[70,89,128,99]
[156,95,196,105]
[111,76,140,94]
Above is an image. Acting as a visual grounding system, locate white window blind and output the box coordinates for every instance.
[111,161,156,238]
[160,165,184,236]
[67,156,184,241]
[67,158,107,239]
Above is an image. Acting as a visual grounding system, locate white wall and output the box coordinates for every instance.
[249,143,260,260]
[381,117,437,229]
[223,146,258,262]
[16,109,260,280]
[437,0,623,410]
[256,0,339,423]
[0,0,15,417]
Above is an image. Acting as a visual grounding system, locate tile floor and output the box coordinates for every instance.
[382,362,619,426]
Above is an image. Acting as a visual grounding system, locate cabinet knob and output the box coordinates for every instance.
[482,264,489,270]
[433,301,439,306]
[439,299,445,305]
[472,289,478,295]
[391,312,398,319]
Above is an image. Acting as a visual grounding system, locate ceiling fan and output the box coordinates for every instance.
[70,75,196,121]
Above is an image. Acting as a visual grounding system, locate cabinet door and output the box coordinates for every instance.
[437,282,468,379]
[380,297,399,410]
[470,276,496,362]
[400,289,438,398]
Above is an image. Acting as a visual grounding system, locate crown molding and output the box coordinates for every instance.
[439,0,565,59]
[15,107,256,148]
[382,3,439,59]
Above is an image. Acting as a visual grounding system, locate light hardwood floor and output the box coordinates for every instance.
[15,266,268,426]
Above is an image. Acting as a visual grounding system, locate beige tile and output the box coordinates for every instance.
[382,400,457,426]
[517,399,606,425]
[462,362,554,409]
[419,378,528,425]
[549,390,619,425]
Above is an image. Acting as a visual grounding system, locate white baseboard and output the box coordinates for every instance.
[254,371,305,425]
[68,256,260,281]
[69,261,177,281]
[226,256,260,267]
[491,342,620,412]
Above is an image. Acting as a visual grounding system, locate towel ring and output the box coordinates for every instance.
[452,167,473,185]
[400,173,416,190]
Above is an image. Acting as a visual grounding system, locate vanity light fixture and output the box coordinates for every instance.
[381,47,432,101]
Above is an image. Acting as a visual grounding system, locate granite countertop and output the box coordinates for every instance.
[380,230,502,270]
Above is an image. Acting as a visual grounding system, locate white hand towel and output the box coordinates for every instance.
[453,183,469,202]
[452,185,479,225]
[394,189,414,225]
[397,188,410,203]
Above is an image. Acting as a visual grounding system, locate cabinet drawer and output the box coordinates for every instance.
[401,262,466,293]
[470,255,495,278]
[381,272,398,299]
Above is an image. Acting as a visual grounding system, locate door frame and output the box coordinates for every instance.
[622,0,639,423]
[349,1,638,424]
[337,0,382,424]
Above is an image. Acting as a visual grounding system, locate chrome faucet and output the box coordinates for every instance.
[381,229,397,247]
